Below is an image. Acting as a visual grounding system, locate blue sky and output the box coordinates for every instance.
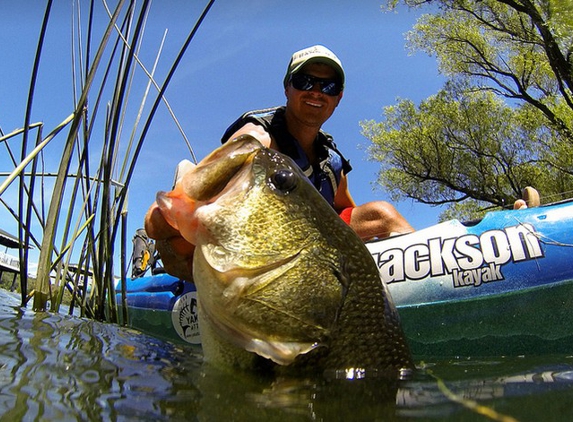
[0,1,444,265]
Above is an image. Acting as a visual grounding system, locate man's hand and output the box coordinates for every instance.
[228,122,274,148]
[144,202,195,281]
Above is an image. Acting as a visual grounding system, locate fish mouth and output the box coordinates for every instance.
[155,136,263,244]
[181,135,262,202]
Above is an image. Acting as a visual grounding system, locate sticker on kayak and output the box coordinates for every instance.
[171,291,201,344]
[371,223,544,287]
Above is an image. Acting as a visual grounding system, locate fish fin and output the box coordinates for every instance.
[245,339,319,366]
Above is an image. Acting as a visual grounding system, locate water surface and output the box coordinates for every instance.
[1,288,572,421]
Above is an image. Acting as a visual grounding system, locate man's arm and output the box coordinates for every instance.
[333,172,356,212]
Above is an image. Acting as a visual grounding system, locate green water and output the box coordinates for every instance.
[1,289,573,421]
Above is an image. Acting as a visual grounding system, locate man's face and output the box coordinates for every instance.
[285,62,343,128]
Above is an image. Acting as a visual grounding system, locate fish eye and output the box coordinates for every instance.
[269,169,297,193]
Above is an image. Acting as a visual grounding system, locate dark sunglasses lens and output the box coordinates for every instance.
[321,81,341,96]
[291,74,341,96]
[291,74,313,91]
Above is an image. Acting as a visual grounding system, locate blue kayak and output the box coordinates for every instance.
[117,199,573,356]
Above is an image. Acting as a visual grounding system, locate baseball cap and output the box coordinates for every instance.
[283,45,345,89]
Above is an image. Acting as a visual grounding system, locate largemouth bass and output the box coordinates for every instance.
[152,136,413,375]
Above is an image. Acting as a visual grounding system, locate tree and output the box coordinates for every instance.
[364,0,573,220]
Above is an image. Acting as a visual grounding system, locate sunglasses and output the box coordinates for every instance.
[289,73,343,96]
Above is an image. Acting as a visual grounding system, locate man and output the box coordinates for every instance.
[145,45,414,280]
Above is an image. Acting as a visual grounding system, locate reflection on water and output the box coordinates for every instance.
[1,288,573,421]
[0,290,202,421]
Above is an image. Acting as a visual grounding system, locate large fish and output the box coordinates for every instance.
[151,136,413,376]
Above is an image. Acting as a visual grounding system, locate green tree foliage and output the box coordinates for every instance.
[365,0,573,220]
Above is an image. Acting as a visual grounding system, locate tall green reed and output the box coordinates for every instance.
[1,0,214,321]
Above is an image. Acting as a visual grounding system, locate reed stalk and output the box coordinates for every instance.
[0,0,213,321]
[34,0,128,313]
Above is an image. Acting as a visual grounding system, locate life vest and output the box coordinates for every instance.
[131,228,156,279]
[221,106,352,207]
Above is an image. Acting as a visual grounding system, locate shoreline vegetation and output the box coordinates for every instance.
[0,273,77,309]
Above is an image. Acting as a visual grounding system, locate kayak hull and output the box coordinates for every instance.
[400,279,573,356]
[117,200,573,356]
